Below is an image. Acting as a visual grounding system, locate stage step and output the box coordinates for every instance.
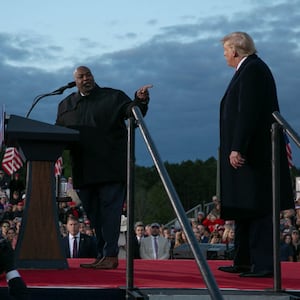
[136,289,300,300]
[1,287,299,300]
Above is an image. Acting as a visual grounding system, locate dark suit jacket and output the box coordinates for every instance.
[219,54,293,219]
[62,233,97,258]
[55,84,149,188]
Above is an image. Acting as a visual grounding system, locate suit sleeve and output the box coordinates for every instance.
[139,239,152,259]
[159,239,170,260]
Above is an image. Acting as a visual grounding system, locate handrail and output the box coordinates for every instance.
[273,111,300,147]
[164,203,203,229]
[271,122,282,292]
[271,111,300,292]
[126,106,224,300]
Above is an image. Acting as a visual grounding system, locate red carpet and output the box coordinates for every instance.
[1,259,299,292]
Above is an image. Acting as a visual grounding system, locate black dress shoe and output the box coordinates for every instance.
[218,265,251,273]
[239,271,273,278]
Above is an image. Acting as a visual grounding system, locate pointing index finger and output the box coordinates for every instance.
[141,84,154,91]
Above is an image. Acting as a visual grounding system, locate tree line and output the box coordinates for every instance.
[1,148,300,225]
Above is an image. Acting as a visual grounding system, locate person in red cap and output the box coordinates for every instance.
[65,201,83,220]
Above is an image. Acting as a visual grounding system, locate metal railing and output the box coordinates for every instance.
[272,111,300,292]
[126,106,224,300]
[164,202,217,229]
[125,108,300,298]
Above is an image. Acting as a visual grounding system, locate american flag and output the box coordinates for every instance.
[284,133,293,169]
[54,156,63,176]
[1,147,24,175]
[0,105,4,151]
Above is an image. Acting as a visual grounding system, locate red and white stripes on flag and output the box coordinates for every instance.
[284,133,293,169]
[54,156,63,176]
[1,147,24,175]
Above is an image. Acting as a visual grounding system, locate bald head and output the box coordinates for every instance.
[73,66,96,95]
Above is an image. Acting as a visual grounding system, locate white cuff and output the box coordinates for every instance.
[6,270,21,282]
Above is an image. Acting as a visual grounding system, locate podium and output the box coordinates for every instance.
[5,114,79,269]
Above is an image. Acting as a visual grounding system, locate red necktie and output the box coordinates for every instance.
[73,237,78,258]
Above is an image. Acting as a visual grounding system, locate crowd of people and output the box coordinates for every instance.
[1,177,299,262]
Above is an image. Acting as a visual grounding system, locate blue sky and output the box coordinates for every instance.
[1,0,300,168]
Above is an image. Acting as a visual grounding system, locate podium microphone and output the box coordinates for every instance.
[26,81,76,118]
[52,81,76,94]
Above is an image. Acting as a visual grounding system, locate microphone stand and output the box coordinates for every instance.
[26,84,75,118]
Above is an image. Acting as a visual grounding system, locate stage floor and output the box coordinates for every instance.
[1,259,299,293]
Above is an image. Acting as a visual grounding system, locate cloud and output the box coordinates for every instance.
[1,0,300,167]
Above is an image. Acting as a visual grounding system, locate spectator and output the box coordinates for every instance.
[291,229,300,262]
[132,221,145,259]
[202,212,225,233]
[191,227,201,243]
[196,211,205,225]
[66,177,74,192]
[209,230,222,244]
[294,199,300,234]
[134,221,146,244]
[64,201,83,220]
[6,227,18,250]
[62,215,97,258]
[0,193,8,214]
[174,231,188,248]
[10,191,21,206]
[222,226,235,244]
[13,218,22,237]
[162,227,176,258]
[13,201,24,219]
[9,174,25,203]
[66,177,81,207]
[0,220,10,238]
[206,195,220,215]
[140,223,170,259]
[144,224,152,237]
[78,222,86,234]
[200,226,211,243]
[59,223,68,238]
[57,202,69,224]
[280,233,294,262]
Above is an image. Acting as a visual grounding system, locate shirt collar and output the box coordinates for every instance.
[236,56,247,71]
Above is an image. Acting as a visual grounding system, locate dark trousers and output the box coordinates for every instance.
[79,183,126,257]
[234,214,273,272]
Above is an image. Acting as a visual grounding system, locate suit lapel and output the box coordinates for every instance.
[221,54,257,103]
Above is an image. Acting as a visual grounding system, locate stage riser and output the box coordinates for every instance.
[139,289,300,300]
[1,287,299,300]
[0,288,125,300]
[144,295,297,300]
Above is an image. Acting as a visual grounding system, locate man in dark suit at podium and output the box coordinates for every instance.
[56,66,152,269]
[62,215,97,258]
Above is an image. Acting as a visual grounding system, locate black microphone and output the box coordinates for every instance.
[25,81,77,118]
[53,81,76,94]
